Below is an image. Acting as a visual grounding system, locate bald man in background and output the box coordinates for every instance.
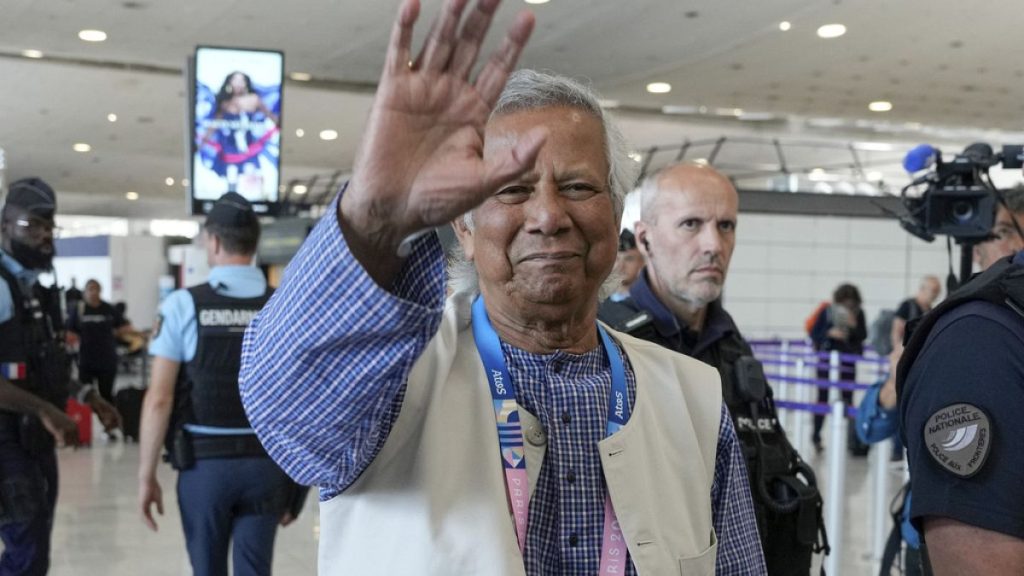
[600,162,825,573]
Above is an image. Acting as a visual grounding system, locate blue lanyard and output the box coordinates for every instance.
[473,295,630,430]
[471,295,631,464]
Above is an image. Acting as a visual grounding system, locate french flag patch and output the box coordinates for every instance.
[1,363,27,380]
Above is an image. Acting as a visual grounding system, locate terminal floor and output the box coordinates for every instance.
[40,424,904,575]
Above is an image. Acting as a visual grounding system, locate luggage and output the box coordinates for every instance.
[115,387,146,442]
[848,417,870,457]
[65,398,93,445]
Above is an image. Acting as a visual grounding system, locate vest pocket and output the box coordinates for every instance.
[677,531,717,575]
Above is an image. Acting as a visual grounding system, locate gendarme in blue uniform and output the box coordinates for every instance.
[148,192,294,576]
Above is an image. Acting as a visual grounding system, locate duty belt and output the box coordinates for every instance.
[191,434,268,460]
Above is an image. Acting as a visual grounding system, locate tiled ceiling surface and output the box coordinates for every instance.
[1,0,1021,217]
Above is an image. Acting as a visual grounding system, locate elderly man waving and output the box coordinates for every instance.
[239,0,764,574]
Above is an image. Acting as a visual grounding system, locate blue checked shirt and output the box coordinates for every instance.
[240,199,766,575]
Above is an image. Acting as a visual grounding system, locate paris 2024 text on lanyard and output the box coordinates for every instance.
[471,296,631,574]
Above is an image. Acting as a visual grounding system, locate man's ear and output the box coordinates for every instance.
[634,221,650,257]
[451,216,475,261]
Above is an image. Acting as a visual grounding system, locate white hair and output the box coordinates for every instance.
[448,69,638,298]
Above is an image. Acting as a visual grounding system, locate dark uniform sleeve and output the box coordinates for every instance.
[900,301,1024,540]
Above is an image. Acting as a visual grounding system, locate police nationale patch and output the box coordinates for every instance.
[922,403,992,478]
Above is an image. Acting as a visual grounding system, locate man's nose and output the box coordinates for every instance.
[524,186,571,235]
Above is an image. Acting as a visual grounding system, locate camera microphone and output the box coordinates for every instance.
[903,144,938,173]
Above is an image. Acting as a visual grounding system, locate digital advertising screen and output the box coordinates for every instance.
[190,46,283,215]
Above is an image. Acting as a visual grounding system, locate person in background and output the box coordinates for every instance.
[0,177,120,574]
[809,283,866,452]
[599,161,826,573]
[137,192,301,576]
[67,279,133,408]
[891,275,941,352]
[605,229,642,302]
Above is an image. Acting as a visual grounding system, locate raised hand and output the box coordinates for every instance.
[340,0,545,285]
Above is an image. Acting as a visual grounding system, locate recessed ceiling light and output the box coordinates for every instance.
[627,152,643,163]
[817,24,846,39]
[182,178,190,187]
[107,113,118,122]
[662,105,700,115]
[78,29,108,42]
[646,82,672,94]
[779,21,791,32]
[126,191,139,201]
[598,99,620,109]
[295,128,305,138]
[868,100,893,112]
[854,141,894,151]
[21,49,44,59]
[524,0,550,4]
[290,72,313,82]
[693,158,709,165]
[165,177,175,186]
[293,184,308,195]
[73,143,92,153]
[866,171,884,181]
[319,129,339,141]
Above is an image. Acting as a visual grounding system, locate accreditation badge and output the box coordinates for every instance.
[922,403,992,478]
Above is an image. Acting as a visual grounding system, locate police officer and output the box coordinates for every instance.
[898,248,1024,574]
[599,162,826,574]
[0,177,120,575]
[137,193,300,576]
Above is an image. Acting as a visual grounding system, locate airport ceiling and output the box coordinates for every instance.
[1,0,1023,218]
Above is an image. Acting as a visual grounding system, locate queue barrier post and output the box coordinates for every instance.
[825,400,847,576]
[868,432,890,569]
[828,350,841,404]
[791,359,808,457]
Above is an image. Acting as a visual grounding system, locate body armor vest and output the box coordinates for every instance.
[0,264,69,410]
[180,283,272,429]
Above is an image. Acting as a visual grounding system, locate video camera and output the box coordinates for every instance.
[899,143,1024,242]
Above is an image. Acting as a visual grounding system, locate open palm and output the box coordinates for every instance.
[342,0,544,269]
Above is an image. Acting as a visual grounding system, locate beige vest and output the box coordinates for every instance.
[319,293,723,575]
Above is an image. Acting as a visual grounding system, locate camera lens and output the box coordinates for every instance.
[950,201,975,224]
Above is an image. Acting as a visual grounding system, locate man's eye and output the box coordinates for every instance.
[495,186,530,203]
[719,221,736,232]
[561,183,599,199]
[679,219,701,230]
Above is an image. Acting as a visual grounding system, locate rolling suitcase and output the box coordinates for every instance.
[115,387,146,442]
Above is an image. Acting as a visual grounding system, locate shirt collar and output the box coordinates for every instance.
[208,264,262,292]
[0,250,41,290]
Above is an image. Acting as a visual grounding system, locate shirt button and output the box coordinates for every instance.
[561,411,571,424]
[569,534,579,547]
[550,360,563,374]
[566,471,575,484]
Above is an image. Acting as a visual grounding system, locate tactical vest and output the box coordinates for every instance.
[600,297,829,575]
[181,283,272,429]
[0,265,69,410]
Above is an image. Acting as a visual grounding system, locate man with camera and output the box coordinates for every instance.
[599,162,826,574]
[897,155,1024,573]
